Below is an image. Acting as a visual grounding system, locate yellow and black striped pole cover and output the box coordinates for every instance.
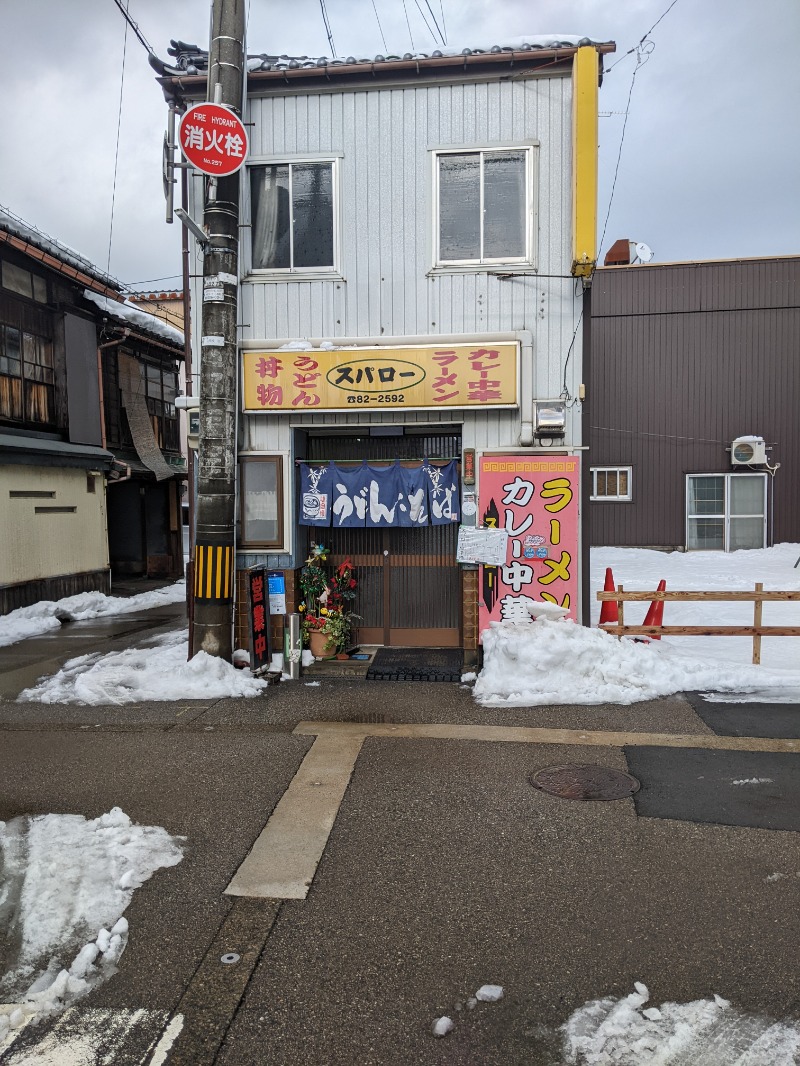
[193,541,234,602]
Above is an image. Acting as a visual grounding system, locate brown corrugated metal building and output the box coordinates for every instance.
[589,256,799,550]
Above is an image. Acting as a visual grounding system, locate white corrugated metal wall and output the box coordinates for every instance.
[190,68,583,563]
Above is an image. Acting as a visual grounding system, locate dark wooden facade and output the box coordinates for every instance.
[1,212,185,611]
[589,257,800,549]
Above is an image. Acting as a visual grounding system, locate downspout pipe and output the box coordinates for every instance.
[97,327,131,450]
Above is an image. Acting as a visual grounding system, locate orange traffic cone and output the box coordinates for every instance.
[599,568,618,625]
[642,579,666,638]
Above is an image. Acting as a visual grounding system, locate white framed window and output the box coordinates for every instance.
[434,147,535,266]
[686,473,767,551]
[591,467,632,501]
[249,160,337,273]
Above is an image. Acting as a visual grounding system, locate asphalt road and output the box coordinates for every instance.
[1,619,799,1064]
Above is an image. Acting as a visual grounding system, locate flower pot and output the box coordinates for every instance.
[309,629,335,660]
[336,652,349,660]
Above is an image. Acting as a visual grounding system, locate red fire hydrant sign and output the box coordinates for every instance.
[179,103,248,176]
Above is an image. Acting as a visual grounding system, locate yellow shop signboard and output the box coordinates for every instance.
[242,342,519,413]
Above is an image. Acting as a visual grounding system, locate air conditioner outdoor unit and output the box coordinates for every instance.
[731,436,766,465]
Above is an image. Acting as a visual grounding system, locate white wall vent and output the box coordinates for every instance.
[731,436,767,465]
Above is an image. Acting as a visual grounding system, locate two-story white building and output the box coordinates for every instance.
[158,34,612,659]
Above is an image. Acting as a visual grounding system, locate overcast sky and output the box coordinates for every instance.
[2,0,798,289]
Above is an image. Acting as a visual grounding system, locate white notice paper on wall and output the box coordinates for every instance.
[456,526,509,566]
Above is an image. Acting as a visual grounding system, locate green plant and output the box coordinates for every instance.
[299,543,329,611]
[320,608,361,653]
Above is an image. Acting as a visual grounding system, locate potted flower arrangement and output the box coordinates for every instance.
[298,546,359,659]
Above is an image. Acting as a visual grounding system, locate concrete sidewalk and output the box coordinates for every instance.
[1,631,799,1063]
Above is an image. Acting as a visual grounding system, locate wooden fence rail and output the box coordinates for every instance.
[597,583,800,664]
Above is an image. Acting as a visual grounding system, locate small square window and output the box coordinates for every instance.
[591,467,632,501]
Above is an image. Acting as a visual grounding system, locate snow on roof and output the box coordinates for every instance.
[159,34,610,77]
[0,205,121,291]
[84,290,185,348]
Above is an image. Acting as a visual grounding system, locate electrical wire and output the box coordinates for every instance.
[122,274,183,289]
[413,0,441,46]
[560,307,583,403]
[421,0,446,46]
[605,0,680,73]
[601,58,640,255]
[370,0,388,52]
[318,0,337,57]
[110,0,154,56]
[401,0,416,51]
[107,6,129,274]
[438,0,447,45]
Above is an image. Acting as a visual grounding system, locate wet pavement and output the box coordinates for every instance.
[0,617,799,1064]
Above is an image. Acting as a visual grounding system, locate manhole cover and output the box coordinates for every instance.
[529,764,640,801]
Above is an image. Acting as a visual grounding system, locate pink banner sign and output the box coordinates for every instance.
[478,455,580,635]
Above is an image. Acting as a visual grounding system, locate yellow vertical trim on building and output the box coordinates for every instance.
[224,547,231,598]
[205,548,212,600]
[195,548,202,598]
[571,46,599,278]
[214,546,222,599]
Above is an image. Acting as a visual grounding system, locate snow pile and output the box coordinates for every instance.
[592,543,800,670]
[474,617,800,706]
[18,632,267,704]
[563,982,800,1065]
[0,581,186,649]
[0,809,183,1042]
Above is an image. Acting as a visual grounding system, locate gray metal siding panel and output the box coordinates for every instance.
[590,282,800,546]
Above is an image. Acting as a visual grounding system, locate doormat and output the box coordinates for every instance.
[366,648,462,682]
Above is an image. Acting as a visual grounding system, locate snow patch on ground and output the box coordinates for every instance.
[474,617,800,706]
[17,632,267,704]
[562,982,800,1065]
[0,582,186,649]
[474,545,800,706]
[0,810,183,1042]
[592,543,800,670]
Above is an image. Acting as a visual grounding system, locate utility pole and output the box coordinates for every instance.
[192,0,246,659]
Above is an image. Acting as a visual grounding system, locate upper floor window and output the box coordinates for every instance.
[1,260,47,303]
[0,320,55,426]
[435,148,534,266]
[144,363,179,452]
[250,161,335,271]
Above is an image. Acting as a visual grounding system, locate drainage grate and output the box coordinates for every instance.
[529,764,640,801]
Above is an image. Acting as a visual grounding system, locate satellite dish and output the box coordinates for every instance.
[634,241,654,263]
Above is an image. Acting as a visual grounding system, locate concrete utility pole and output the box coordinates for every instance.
[192,0,246,660]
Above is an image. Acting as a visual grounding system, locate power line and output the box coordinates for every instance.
[318,0,337,57]
[421,0,446,46]
[438,0,447,45]
[598,58,640,256]
[122,275,183,290]
[413,0,440,46]
[107,6,129,274]
[401,0,416,51]
[370,0,388,52]
[605,0,680,73]
[110,0,154,56]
